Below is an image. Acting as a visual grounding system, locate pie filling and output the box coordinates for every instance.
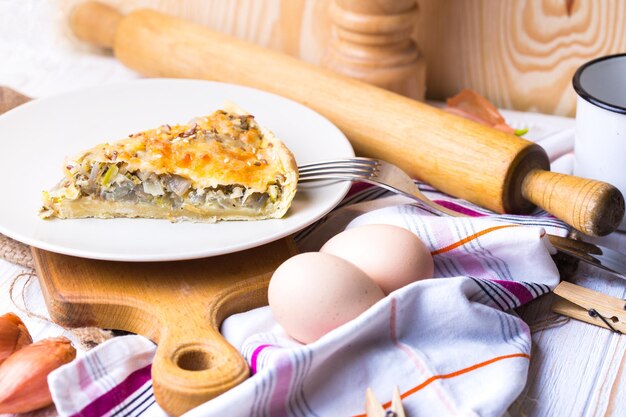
[42,161,284,218]
[40,105,298,222]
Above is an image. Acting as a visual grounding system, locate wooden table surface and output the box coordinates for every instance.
[513,235,626,417]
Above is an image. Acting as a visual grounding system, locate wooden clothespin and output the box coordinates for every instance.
[365,386,406,417]
[552,281,626,334]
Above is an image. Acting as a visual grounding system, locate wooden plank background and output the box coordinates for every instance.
[416,0,626,115]
[58,0,626,116]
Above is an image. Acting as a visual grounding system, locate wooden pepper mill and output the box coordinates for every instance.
[323,0,426,100]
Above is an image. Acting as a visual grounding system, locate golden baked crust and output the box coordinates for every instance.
[41,104,298,222]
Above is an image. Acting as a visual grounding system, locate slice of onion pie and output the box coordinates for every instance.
[40,104,298,222]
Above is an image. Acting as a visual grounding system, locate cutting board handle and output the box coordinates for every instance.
[150,271,281,415]
[70,1,121,48]
[521,169,624,236]
[149,266,282,415]
[152,323,249,416]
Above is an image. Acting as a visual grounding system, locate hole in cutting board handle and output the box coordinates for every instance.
[175,345,216,371]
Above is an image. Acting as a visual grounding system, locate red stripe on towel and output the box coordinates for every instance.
[346,182,374,198]
[433,200,487,217]
[250,344,274,375]
[72,364,152,417]
[492,280,534,305]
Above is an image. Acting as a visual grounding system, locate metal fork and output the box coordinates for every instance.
[298,157,626,280]
[298,157,460,217]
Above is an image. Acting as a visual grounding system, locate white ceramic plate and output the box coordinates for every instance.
[0,79,353,261]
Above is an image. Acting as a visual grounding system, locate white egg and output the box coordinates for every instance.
[268,252,385,344]
[320,224,434,294]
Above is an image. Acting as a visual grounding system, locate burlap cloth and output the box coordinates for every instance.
[1,234,33,269]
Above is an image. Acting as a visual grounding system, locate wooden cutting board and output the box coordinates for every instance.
[0,87,297,416]
[32,237,296,416]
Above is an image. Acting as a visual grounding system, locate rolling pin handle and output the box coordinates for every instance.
[521,169,625,237]
[69,1,122,49]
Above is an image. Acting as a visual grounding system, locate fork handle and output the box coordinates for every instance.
[522,169,624,236]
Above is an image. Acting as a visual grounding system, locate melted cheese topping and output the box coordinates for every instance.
[66,111,285,190]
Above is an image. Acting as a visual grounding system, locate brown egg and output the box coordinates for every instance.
[268,252,385,344]
[320,224,434,294]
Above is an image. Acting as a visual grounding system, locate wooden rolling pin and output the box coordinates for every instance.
[69,2,625,236]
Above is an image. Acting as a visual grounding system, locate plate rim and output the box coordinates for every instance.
[0,79,354,261]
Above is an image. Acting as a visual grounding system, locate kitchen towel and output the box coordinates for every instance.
[48,183,567,417]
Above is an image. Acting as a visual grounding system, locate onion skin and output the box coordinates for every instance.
[0,313,32,365]
[446,89,516,134]
[0,337,76,413]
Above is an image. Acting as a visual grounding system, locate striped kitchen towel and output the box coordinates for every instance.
[48,181,567,417]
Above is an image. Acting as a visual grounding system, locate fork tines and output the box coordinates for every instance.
[298,157,379,181]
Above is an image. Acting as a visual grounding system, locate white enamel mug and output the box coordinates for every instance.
[573,54,626,230]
